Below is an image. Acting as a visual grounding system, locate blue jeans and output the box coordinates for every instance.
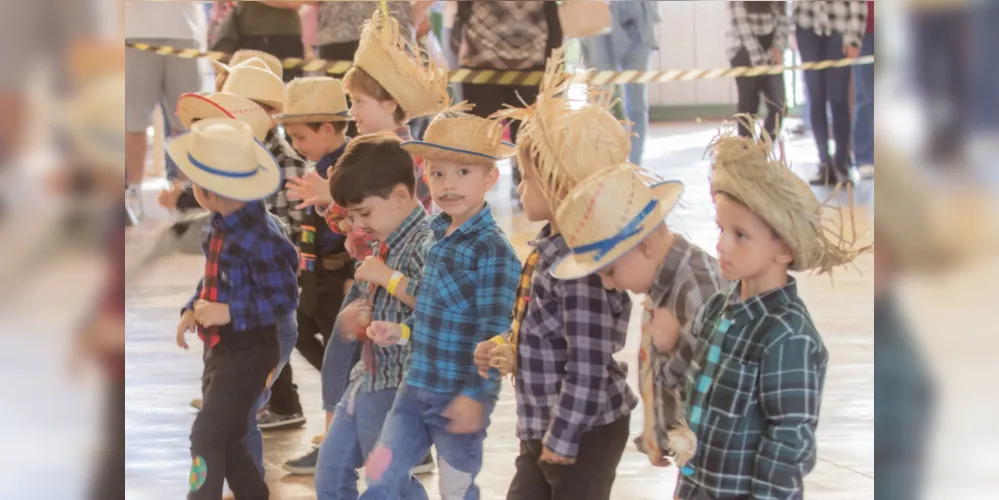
[246,312,299,476]
[321,318,360,412]
[315,388,427,500]
[852,32,875,166]
[796,27,853,166]
[358,383,496,500]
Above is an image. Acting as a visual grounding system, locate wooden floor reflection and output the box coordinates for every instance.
[125,122,874,499]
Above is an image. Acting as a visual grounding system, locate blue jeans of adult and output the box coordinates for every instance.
[852,31,875,167]
[358,383,496,500]
[246,311,299,476]
[321,318,360,413]
[796,27,853,167]
[314,387,427,500]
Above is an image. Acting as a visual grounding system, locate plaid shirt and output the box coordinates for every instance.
[407,203,520,402]
[184,202,300,332]
[395,127,433,212]
[342,206,435,394]
[506,225,636,458]
[676,277,827,500]
[794,0,869,49]
[263,130,308,243]
[727,1,790,67]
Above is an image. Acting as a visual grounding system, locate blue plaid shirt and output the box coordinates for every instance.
[184,202,300,331]
[407,203,521,402]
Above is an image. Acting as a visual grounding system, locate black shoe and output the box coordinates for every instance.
[809,163,835,186]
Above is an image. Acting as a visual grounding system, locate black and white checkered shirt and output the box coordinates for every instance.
[507,225,637,459]
[263,130,307,243]
[727,1,791,67]
[794,0,869,49]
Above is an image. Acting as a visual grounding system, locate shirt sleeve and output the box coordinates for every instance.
[183,278,204,314]
[844,1,868,49]
[279,146,308,243]
[730,1,769,66]
[403,232,435,297]
[229,237,300,331]
[752,328,826,499]
[543,275,628,459]
[460,242,520,402]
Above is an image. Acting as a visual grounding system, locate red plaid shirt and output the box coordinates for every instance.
[197,231,225,348]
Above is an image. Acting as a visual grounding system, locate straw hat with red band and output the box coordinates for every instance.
[275,77,353,124]
[212,50,284,80]
[166,118,281,202]
[551,163,684,280]
[176,92,273,141]
[220,61,285,111]
[400,113,515,166]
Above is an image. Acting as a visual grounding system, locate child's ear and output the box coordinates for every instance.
[775,240,794,266]
[485,165,500,191]
[390,183,411,204]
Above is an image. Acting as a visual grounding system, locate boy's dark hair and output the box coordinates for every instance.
[329,132,415,206]
[305,121,348,134]
[343,67,408,124]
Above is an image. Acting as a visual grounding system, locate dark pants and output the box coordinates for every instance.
[238,35,305,82]
[506,414,630,500]
[731,34,786,140]
[912,9,967,161]
[796,27,853,167]
[189,327,279,500]
[319,41,361,138]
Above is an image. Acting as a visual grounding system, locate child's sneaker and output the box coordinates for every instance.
[257,408,306,430]
[283,447,319,475]
[410,452,435,475]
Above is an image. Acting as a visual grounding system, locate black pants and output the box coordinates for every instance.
[731,35,786,140]
[912,9,968,162]
[796,27,852,168]
[319,41,361,138]
[189,327,279,500]
[506,414,630,500]
[238,35,304,82]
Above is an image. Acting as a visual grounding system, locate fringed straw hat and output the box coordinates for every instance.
[176,92,272,141]
[550,163,684,279]
[352,9,449,120]
[493,47,632,211]
[275,77,352,123]
[220,61,285,111]
[212,50,284,80]
[707,122,869,274]
[400,106,515,166]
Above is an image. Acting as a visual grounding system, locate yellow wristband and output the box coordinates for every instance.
[490,335,507,346]
[386,271,404,296]
[398,324,411,345]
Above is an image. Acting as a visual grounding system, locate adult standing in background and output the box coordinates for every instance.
[853,0,875,179]
[727,0,788,140]
[234,1,306,82]
[793,0,867,186]
[124,0,205,220]
[580,1,660,167]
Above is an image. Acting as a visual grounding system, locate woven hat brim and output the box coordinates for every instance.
[275,111,353,124]
[550,181,684,280]
[400,141,515,165]
[167,133,282,202]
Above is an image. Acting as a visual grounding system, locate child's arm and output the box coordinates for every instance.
[752,331,827,498]
[229,239,300,331]
[648,307,681,354]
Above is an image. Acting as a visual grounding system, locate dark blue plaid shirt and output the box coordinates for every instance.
[407,203,521,402]
[184,201,300,331]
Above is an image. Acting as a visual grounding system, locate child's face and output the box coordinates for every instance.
[516,146,553,223]
[192,185,220,213]
[342,185,412,241]
[348,91,399,135]
[596,241,659,294]
[285,122,339,162]
[427,160,498,223]
[714,194,793,281]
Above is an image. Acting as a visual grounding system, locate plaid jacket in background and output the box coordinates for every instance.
[793,0,869,49]
[727,1,790,67]
[262,130,307,244]
[675,277,827,499]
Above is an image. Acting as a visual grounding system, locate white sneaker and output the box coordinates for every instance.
[858,164,874,180]
[126,186,144,221]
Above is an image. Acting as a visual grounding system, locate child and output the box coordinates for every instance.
[170,118,299,499]
[360,114,521,499]
[313,132,436,498]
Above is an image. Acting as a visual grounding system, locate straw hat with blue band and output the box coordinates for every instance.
[276,76,354,124]
[166,118,282,202]
[551,163,684,280]
[400,113,516,166]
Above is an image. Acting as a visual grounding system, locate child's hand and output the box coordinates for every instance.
[473,340,497,378]
[177,309,197,349]
[540,446,576,465]
[648,308,681,354]
[158,186,182,211]
[443,395,485,434]
[366,321,402,347]
[194,301,231,328]
[338,300,366,339]
[286,170,332,210]
[355,257,392,287]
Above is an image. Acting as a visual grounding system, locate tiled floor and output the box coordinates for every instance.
[125,122,874,499]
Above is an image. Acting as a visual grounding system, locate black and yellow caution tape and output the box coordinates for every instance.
[125,42,874,86]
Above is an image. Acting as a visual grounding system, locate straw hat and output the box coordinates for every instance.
[707,124,867,274]
[551,163,684,280]
[221,62,285,111]
[352,9,449,120]
[275,77,352,124]
[167,118,281,202]
[400,114,515,166]
[176,92,273,141]
[62,73,125,172]
[212,50,284,80]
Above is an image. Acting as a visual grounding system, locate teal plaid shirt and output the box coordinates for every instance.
[676,277,827,500]
[343,206,435,394]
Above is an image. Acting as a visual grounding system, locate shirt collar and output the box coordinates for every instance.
[317,138,350,178]
[725,276,799,322]
[430,202,495,239]
[212,200,267,233]
[651,234,693,299]
[385,205,429,249]
[529,224,569,261]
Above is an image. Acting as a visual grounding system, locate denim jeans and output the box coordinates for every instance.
[321,318,360,412]
[314,388,427,500]
[246,311,299,476]
[852,32,875,166]
[796,27,853,167]
[358,383,496,500]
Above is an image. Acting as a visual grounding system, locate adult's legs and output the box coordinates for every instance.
[821,32,854,172]
[762,71,787,141]
[853,32,875,168]
[732,49,763,138]
[796,27,832,166]
[125,39,166,215]
[620,39,652,166]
